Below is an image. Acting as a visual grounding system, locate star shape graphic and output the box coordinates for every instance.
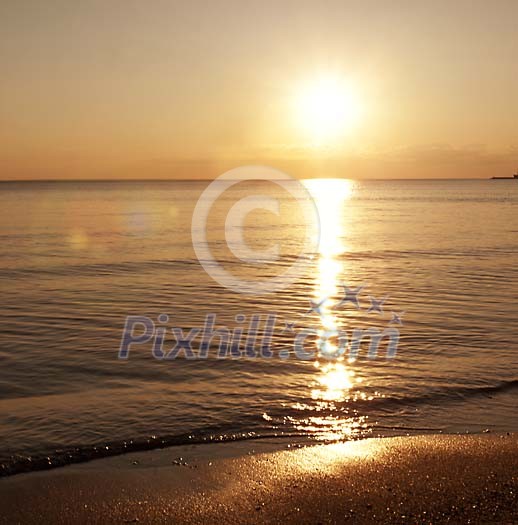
[306,298,327,317]
[283,321,296,333]
[367,295,388,314]
[389,311,404,325]
[334,284,364,310]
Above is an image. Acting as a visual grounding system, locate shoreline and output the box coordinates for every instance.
[1,433,518,524]
[0,427,477,479]
[0,432,310,478]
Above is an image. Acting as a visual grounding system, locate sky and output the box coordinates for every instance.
[1,0,517,180]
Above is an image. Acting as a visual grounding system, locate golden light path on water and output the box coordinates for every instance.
[294,179,370,441]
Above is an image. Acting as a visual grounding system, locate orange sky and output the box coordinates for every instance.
[1,0,517,180]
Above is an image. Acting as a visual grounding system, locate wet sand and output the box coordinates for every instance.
[1,434,518,524]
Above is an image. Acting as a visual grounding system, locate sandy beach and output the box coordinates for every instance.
[1,434,518,524]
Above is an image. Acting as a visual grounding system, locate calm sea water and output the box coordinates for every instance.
[1,178,517,475]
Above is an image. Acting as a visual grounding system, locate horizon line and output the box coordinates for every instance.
[0,177,497,183]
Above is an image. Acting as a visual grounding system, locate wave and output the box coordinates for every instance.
[0,430,303,478]
[2,379,517,478]
[350,379,518,411]
[2,242,517,281]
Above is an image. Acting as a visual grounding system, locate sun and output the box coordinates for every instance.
[295,76,362,144]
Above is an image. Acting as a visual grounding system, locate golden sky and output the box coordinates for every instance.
[1,0,517,180]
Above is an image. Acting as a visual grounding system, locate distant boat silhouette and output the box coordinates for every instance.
[491,170,518,180]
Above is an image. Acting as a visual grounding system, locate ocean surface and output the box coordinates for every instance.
[1,178,517,475]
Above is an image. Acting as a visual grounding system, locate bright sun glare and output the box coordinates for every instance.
[296,76,362,143]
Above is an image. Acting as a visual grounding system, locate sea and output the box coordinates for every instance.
[1,177,517,476]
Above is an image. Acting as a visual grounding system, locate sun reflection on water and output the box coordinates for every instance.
[303,177,353,359]
[294,178,371,441]
[312,361,354,401]
[304,178,353,327]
